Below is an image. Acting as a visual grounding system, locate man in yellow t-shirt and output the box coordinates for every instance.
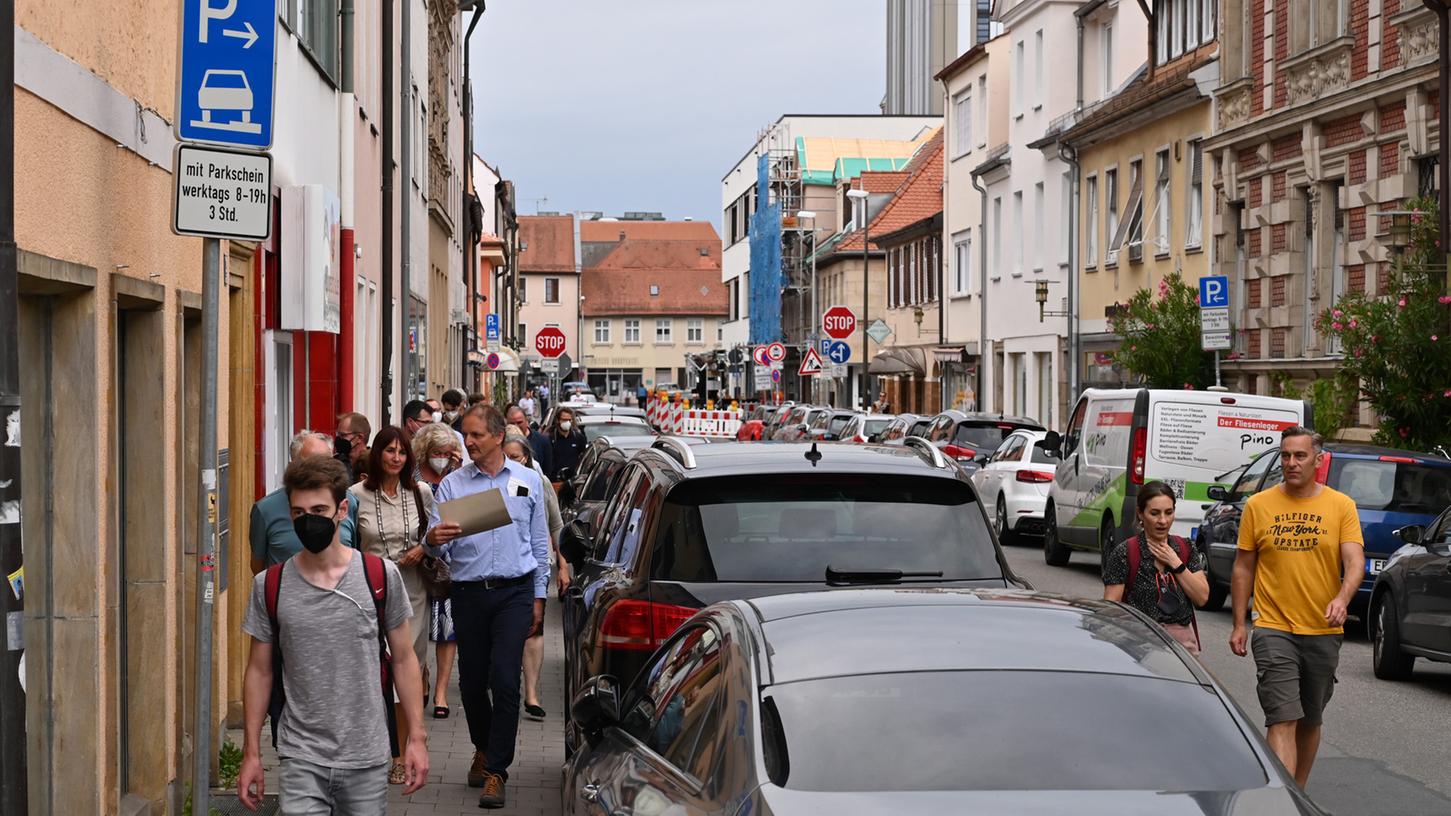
[1231,426,1364,790]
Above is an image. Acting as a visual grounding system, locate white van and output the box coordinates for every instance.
[1039,388,1308,571]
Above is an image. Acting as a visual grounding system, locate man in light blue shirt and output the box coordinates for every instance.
[425,404,549,809]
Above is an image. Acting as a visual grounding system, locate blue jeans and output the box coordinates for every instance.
[278,758,388,816]
[452,580,535,779]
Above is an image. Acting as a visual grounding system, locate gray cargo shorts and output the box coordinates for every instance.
[1251,628,1342,727]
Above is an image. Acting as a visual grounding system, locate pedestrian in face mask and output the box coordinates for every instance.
[441,389,467,426]
[351,427,436,786]
[504,402,553,478]
[547,407,587,483]
[412,422,463,720]
[238,455,428,812]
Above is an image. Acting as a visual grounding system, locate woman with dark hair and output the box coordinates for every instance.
[351,426,436,784]
[1102,481,1211,654]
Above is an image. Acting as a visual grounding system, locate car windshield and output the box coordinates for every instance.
[1330,458,1451,514]
[955,422,1037,451]
[582,421,653,441]
[826,415,853,436]
[762,671,1266,792]
[650,474,1000,582]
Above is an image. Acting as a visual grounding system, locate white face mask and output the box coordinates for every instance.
[560,420,573,433]
[432,411,443,423]
[429,456,451,474]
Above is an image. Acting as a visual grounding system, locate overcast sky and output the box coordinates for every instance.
[472,1,968,231]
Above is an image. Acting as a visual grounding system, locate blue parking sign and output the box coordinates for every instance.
[486,313,500,341]
[1199,275,1229,309]
[176,0,278,149]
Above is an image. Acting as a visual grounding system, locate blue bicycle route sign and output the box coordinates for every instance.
[176,0,278,150]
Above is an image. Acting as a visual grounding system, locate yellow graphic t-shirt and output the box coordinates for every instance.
[1237,485,1363,635]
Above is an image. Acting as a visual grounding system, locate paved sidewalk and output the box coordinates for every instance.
[233,613,567,816]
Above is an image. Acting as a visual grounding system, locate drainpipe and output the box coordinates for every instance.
[1076,13,1085,111]
[970,169,989,413]
[462,2,484,387]
[380,0,395,423]
[1137,0,1156,81]
[400,0,413,403]
[1060,142,1081,419]
[338,0,356,412]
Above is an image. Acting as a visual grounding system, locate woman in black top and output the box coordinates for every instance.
[1102,481,1211,653]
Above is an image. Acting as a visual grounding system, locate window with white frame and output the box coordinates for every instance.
[954,229,972,295]
[992,197,1003,276]
[544,277,560,304]
[1155,0,1215,64]
[954,90,973,157]
[1101,22,1114,99]
[655,318,672,343]
[1105,168,1119,262]
[1013,191,1024,275]
[1034,30,1044,108]
[1014,41,1025,115]
[687,319,704,343]
[977,76,988,145]
[1062,170,1074,266]
[624,319,641,344]
[594,319,611,344]
[1186,140,1204,248]
[1086,175,1099,266]
[1033,182,1045,271]
[1155,149,1171,254]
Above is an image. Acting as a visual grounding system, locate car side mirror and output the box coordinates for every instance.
[1394,524,1425,545]
[1038,431,1062,454]
[1206,485,1231,502]
[572,675,621,739]
[555,466,575,484]
[973,452,990,465]
[560,516,595,565]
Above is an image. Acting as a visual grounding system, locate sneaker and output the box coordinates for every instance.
[524,703,546,720]
[478,772,506,809]
[467,751,489,788]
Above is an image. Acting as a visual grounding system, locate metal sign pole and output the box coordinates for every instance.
[192,237,221,814]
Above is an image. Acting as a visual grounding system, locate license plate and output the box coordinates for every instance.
[1368,558,1387,575]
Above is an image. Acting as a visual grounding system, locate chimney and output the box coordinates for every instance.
[618,230,626,241]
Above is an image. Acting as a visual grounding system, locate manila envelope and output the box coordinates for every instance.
[438,487,511,537]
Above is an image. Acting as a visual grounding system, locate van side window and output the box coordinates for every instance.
[1064,402,1088,454]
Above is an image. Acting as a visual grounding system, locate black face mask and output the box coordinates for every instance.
[294,512,338,554]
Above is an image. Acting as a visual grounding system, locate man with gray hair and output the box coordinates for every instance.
[249,430,362,572]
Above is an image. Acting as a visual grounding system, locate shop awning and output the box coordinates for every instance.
[868,347,927,375]
[933,346,968,363]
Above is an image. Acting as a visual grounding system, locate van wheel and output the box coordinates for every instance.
[1098,518,1117,575]
[1372,592,1415,681]
[1043,502,1071,566]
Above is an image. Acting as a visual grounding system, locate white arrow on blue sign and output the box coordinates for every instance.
[827,341,851,364]
[1199,275,1229,309]
[176,0,279,150]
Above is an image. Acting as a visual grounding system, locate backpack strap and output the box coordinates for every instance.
[264,562,284,636]
[360,552,388,639]
[264,562,286,749]
[411,486,427,545]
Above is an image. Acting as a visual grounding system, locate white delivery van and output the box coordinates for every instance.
[1039,388,1308,571]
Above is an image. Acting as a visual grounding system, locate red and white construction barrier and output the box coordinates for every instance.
[645,394,742,438]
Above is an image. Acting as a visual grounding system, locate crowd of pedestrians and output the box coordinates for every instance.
[240,389,579,814]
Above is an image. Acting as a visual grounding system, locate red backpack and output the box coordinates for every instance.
[264,553,393,748]
[1124,534,1200,645]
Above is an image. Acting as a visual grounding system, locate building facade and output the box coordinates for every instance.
[1060,0,1214,390]
[884,0,959,116]
[580,227,727,400]
[517,215,581,379]
[1207,0,1440,421]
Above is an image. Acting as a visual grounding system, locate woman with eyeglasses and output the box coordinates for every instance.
[502,431,568,721]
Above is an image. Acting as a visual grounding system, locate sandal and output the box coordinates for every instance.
[433,705,450,719]
[388,762,406,785]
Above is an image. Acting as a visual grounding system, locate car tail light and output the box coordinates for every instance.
[944,444,976,461]
[1130,427,1148,484]
[1017,469,1055,483]
[1315,451,1332,484]
[599,599,698,651]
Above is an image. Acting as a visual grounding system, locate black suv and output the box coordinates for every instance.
[560,437,1026,753]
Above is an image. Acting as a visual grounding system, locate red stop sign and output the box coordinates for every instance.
[534,327,567,358]
[821,305,857,340]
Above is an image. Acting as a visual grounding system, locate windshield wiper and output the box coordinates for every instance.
[825,566,945,584]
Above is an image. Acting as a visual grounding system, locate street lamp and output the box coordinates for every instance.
[1371,210,1416,254]
[847,188,872,408]
[1032,279,1070,323]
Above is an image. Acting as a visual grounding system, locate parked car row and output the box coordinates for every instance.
[552,429,1326,814]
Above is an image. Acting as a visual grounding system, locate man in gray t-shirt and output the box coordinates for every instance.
[238,456,429,814]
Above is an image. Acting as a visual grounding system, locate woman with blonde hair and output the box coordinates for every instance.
[502,431,568,720]
[412,422,462,719]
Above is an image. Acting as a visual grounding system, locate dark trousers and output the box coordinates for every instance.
[451,581,534,778]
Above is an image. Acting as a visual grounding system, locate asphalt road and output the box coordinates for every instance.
[1000,540,1451,816]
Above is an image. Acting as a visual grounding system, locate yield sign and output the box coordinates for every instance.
[799,346,824,376]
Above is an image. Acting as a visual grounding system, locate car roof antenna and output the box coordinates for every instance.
[805,441,822,467]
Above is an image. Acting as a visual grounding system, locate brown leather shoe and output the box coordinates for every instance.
[467,751,489,788]
[478,772,506,809]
